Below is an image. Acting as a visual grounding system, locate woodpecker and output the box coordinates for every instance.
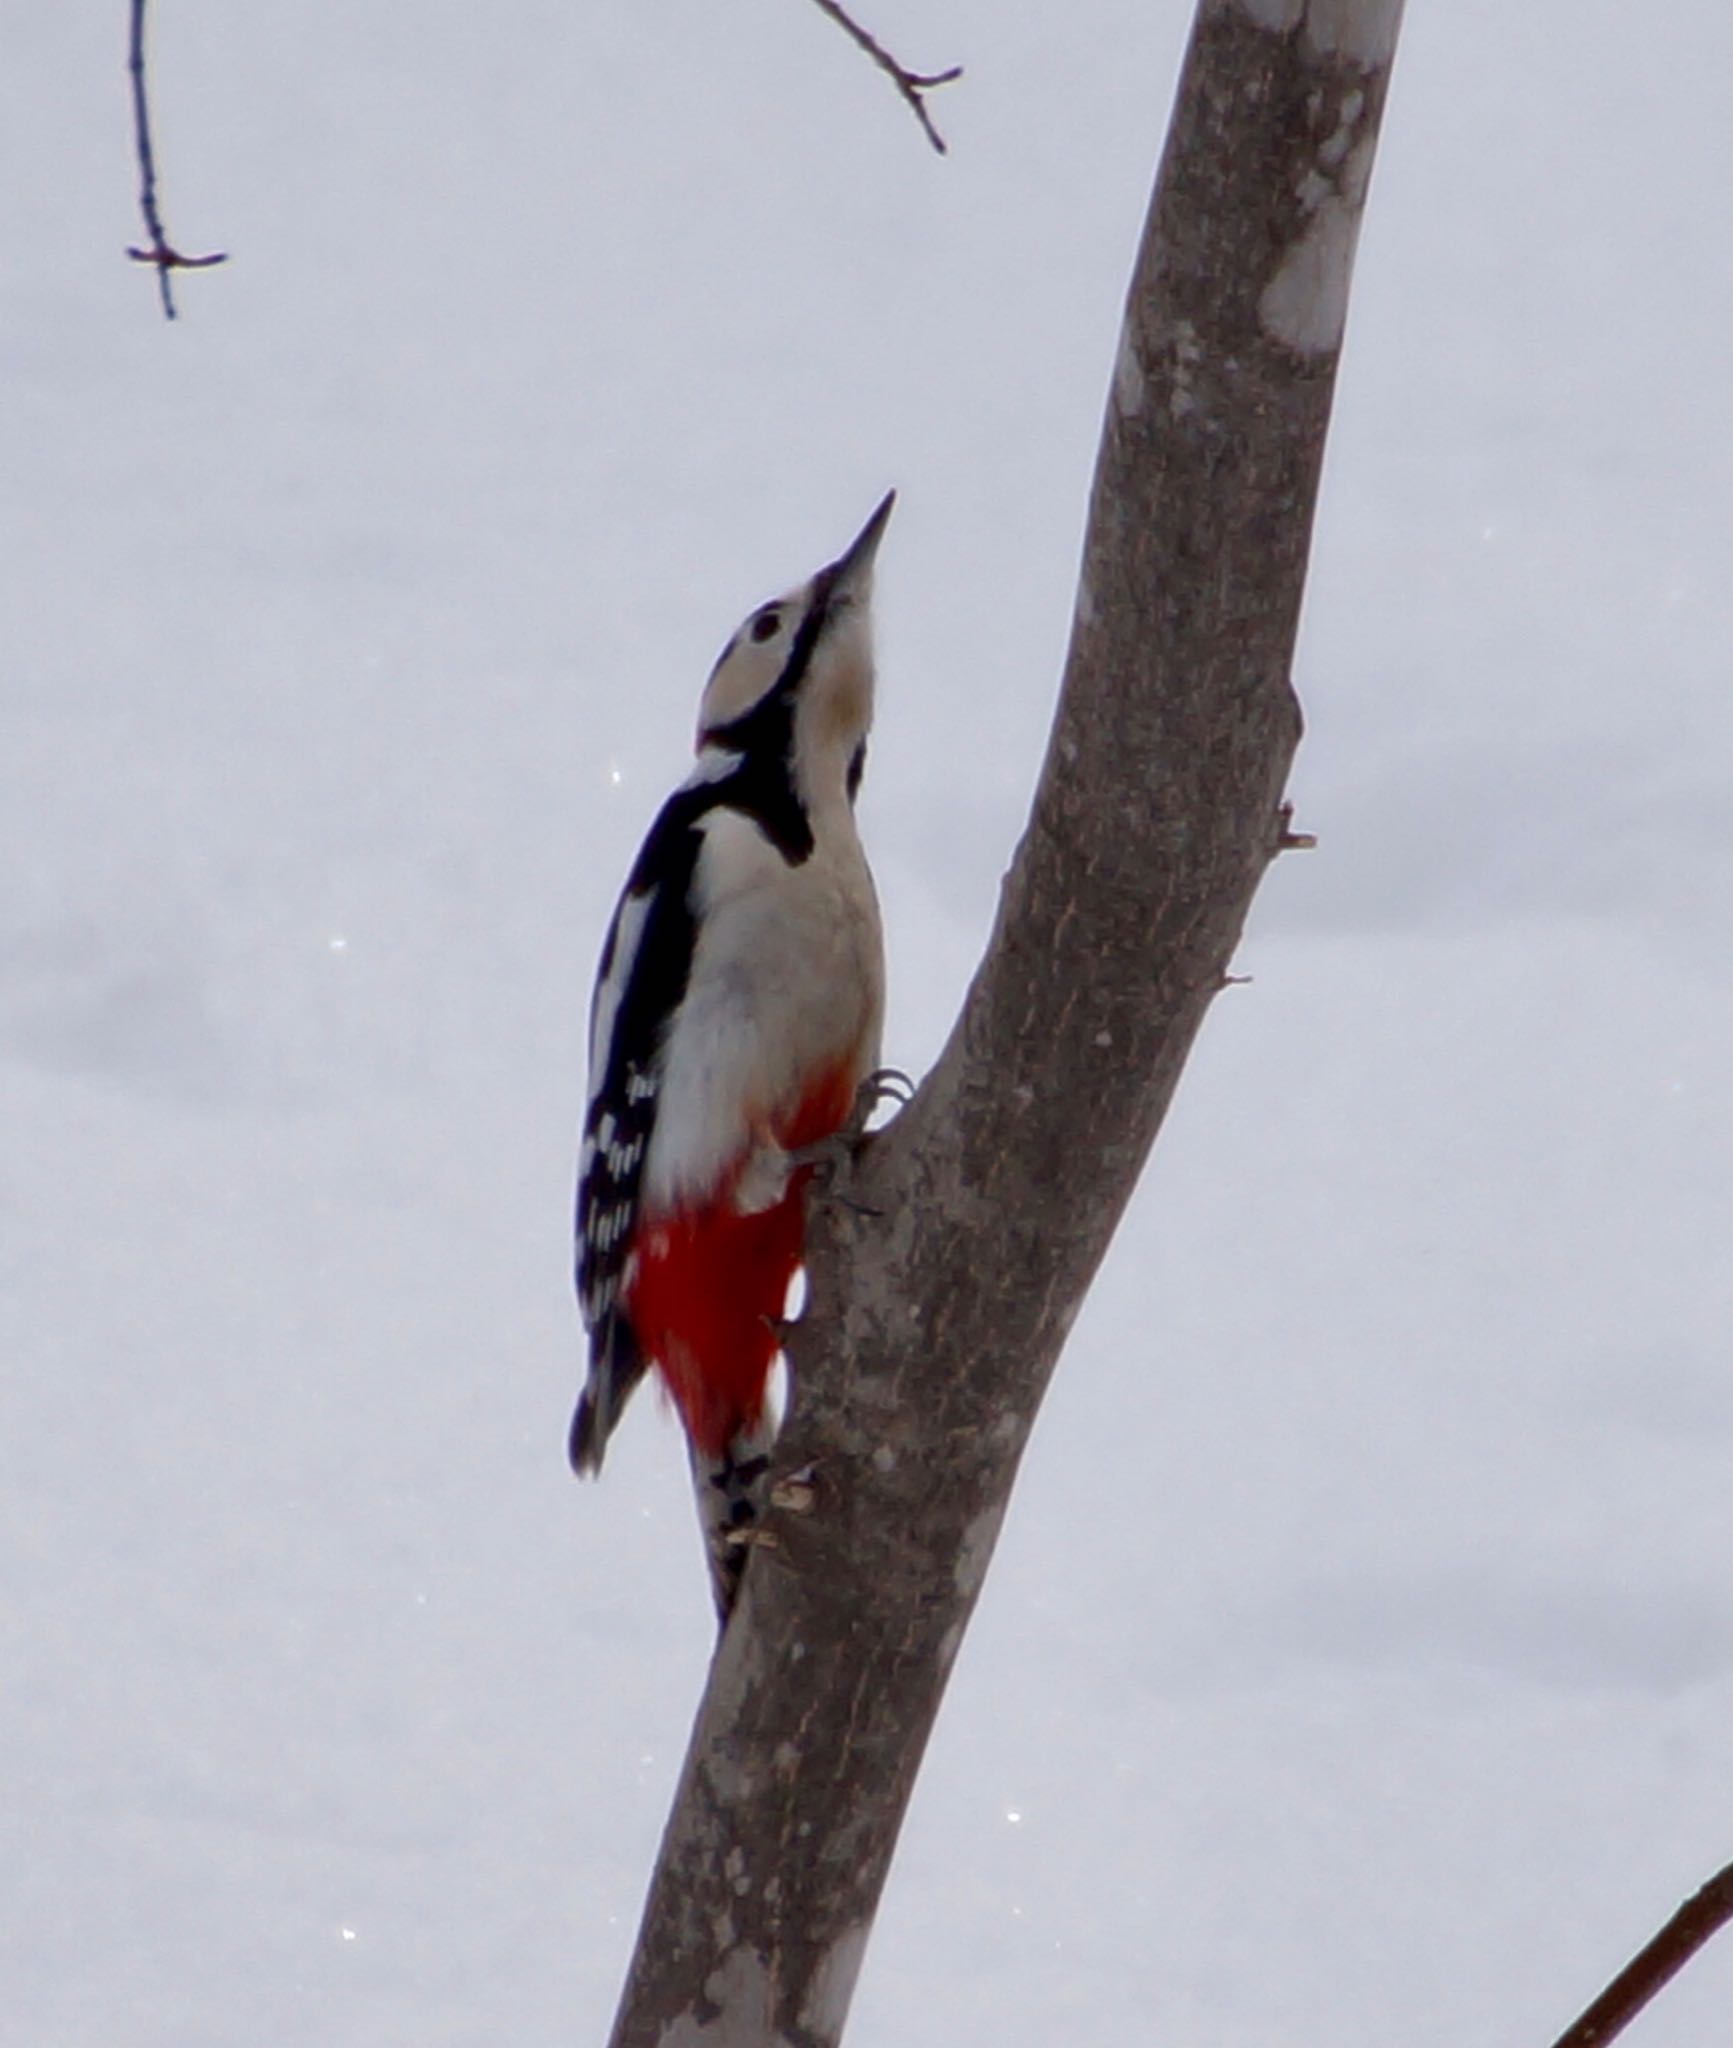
[571,493,893,1621]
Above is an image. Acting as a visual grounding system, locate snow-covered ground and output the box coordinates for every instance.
[3,2,1728,2042]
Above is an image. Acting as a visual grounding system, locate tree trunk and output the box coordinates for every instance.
[605,4,1405,2041]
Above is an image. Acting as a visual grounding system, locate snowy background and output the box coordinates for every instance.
[3,1,1729,2042]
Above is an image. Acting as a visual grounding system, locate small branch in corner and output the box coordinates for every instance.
[127,0,227,320]
[1275,802,1317,853]
[1549,1858,1733,2048]
[805,0,963,154]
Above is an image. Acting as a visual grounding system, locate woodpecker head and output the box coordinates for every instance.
[695,492,894,807]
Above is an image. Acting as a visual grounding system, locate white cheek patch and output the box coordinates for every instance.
[695,577,816,736]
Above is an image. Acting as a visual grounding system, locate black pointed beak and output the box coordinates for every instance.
[829,489,896,596]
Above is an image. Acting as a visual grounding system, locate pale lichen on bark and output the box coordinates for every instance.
[1300,0,1401,67]
[1232,0,1398,67]
[1227,0,1403,356]
[797,1924,869,2039]
[1113,325,1148,419]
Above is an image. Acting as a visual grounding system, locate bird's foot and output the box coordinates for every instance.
[787,1068,913,1215]
[853,1066,915,1128]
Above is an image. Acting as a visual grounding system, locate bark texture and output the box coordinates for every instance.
[606,5,1405,2042]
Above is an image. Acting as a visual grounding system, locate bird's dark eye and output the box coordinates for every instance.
[750,608,782,644]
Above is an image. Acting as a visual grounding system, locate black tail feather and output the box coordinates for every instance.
[568,1316,646,1476]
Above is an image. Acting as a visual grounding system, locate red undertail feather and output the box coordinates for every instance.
[625,1063,858,1458]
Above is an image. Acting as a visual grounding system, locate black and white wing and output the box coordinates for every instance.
[569,795,703,1473]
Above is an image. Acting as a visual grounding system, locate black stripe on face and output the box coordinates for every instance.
[702,567,836,750]
[694,574,837,865]
[710,729,813,865]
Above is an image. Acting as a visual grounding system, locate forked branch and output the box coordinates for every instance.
[805,0,962,153]
[126,0,227,319]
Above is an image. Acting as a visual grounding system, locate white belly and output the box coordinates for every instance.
[645,808,884,1211]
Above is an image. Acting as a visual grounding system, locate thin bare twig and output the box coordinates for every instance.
[1549,1858,1733,2048]
[805,0,962,154]
[126,0,227,319]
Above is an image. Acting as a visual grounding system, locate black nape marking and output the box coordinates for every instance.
[846,739,867,803]
[716,725,813,864]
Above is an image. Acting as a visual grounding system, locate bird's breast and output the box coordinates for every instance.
[643,809,883,1212]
